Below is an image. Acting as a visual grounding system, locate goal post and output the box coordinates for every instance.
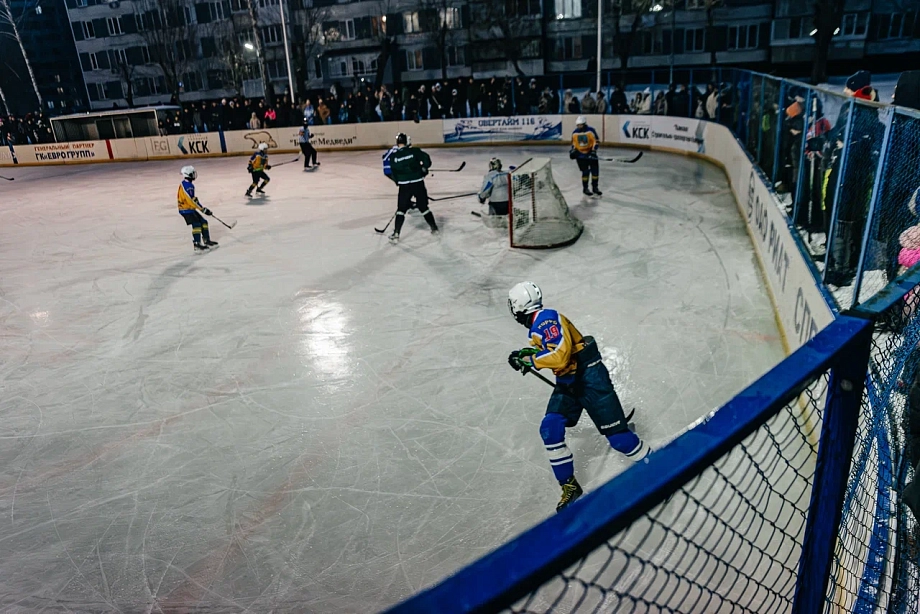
[508,157,583,249]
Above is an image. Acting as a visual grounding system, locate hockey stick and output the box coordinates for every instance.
[210,213,237,229]
[600,151,643,164]
[0,175,13,181]
[430,162,466,172]
[429,191,478,202]
[374,213,396,234]
[269,157,300,168]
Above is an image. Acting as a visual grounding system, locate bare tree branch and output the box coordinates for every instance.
[0,0,42,108]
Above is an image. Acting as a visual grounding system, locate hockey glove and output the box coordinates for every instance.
[266,165,272,170]
[247,164,254,173]
[508,347,539,373]
[569,148,578,160]
[479,197,486,204]
[201,207,212,216]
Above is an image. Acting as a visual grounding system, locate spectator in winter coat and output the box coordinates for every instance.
[417,85,429,120]
[527,79,540,114]
[581,91,597,114]
[595,91,607,114]
[249,112,261,130]
[303,99,315,125]
[706,85,719,120]
[654,92,667,115]
[562,89,575,114]
[263,106,277,127]
[638,89,652,114]
[611,84,629,114]
[466,77,480,117]
[317,99,331,124]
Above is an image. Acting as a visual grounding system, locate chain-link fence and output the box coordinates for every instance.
[508,381,827,614]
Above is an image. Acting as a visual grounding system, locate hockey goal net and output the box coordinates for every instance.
[508,157,583,249]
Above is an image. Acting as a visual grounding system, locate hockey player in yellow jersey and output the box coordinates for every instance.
[570,116,602,197]
[245,142,272,197]
[507,281,649,512]
[177,166,217,252]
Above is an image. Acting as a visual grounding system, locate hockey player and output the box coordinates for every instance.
[177,165,218,252]
[386,133,439,244]
[245,142,271,197]
[478,157,510,216]
[570,116,602,197]
[507,281,649,512]
[298,121,319,170]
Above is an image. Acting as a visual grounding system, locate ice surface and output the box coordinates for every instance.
[0,146,784,612]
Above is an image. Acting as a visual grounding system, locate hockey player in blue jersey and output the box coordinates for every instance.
[507,281,649,512]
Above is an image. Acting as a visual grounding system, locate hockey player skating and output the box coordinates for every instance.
[478,157,510,216]
[386,133,439,244]
[245,143,271,197]
[507,282,649,512]
[298,122,319,170]
[177,165,218,253]
[570,116,602,197]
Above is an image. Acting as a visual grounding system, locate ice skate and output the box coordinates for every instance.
[204,240,219,248]
[245,188,253,197]
[582,188,592,197]
[556,476,583,513]
[592,187,603,197]
[431,228,440,236]
[256,187,266,194]
[194,243,210,254]
[388,232,399,244]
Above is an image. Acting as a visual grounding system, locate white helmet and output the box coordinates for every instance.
[258,142,268,151]
[508,282,543,326]
[180,165,197,180]
[576,116,587,126]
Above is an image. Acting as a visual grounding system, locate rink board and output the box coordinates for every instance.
[1,115,835,348]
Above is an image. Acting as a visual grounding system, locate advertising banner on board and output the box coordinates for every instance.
[619,116,705,154]
[274,124,359,150]
[12,140,112,164]
[142,133,222,158]
[443,115,563,143]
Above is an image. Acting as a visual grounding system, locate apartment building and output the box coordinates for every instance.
[57,0,920,110]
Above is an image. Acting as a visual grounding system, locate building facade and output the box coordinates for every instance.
[52,0,920,110]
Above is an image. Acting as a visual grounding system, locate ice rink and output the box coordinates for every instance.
[0,145,784,612]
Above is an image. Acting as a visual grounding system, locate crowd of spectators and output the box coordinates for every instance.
[153,76,735,134]
[0,113,54,146]
[3,76,735,142]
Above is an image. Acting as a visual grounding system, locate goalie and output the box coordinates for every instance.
[478,158,510,216]
[507,281,649,512]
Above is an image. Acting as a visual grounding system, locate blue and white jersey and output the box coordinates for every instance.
[298,126,311,144]
[479,169,510,203]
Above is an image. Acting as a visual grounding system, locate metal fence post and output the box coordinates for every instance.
[772,80,786,187]
[851,108,896,308]
[792,314,874,614]
[756,78,766,166]
[791,89,814,226]
[558,75,564,113]
[689,71,695,117]
[822,98,857,283]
